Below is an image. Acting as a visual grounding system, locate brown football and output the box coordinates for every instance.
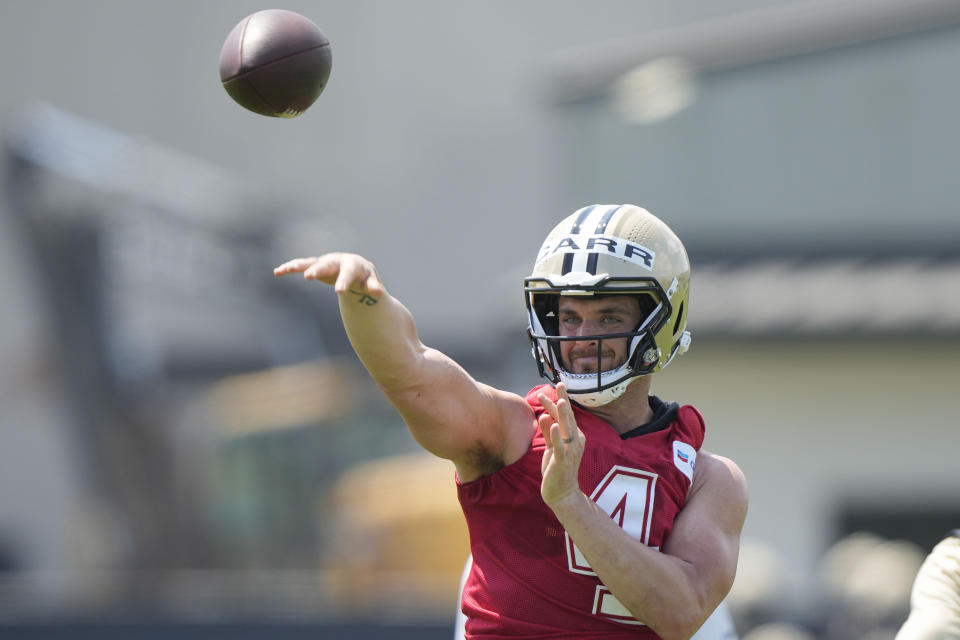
[219,10,332,118]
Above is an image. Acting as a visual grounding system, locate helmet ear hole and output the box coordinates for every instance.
[672,301,685,336]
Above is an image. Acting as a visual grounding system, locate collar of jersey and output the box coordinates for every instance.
[616,395,679,440]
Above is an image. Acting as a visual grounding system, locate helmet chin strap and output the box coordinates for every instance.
[564,375,640,407]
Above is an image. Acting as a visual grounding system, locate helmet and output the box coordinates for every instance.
[524,204,692,407]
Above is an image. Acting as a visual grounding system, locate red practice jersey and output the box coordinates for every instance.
[457,384,705,639]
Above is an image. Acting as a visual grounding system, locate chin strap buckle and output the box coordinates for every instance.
[642,347,661,365]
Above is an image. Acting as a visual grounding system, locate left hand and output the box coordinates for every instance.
[537,383,585,507]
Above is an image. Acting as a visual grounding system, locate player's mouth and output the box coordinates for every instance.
[567,350,619,374]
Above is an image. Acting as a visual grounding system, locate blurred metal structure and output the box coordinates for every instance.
[548,0,960,341]
[2,105,337,577]
[693,258,960,336]
[546,0,960,103]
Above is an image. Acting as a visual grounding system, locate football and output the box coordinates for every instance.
[218,9,332,118]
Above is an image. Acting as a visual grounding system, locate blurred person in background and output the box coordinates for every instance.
[275,204,748,640]
[895,530,960,640]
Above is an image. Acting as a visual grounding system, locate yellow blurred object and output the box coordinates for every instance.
[203,357,358,435]
[321,452,470,616]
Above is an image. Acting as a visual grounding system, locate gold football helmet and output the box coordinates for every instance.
[524,204,692,406]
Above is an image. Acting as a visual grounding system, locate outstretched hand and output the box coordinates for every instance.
[274,253,385,301]
[537,383,585,508]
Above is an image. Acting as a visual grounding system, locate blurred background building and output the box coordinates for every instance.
[1,1,958,638]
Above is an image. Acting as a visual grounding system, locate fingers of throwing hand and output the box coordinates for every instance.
[305,257,341,283]
[332,259,357,293]
[273,257,319,276]
[364,271,384,297]
[275,253,383,299]
[332,258,368,294]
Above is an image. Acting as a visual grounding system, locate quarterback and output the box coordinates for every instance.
[276,204,748,639]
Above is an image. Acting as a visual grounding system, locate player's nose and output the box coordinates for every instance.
[570,328,598,345]
[574,319,605,337]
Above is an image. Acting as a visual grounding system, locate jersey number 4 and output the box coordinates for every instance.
[566,465,658,625]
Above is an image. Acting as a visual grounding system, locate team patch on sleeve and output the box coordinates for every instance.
[672,441,696,483]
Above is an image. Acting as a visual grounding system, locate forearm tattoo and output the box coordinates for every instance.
[348,289,379,306]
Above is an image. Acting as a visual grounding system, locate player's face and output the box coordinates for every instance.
[557,295,643,374]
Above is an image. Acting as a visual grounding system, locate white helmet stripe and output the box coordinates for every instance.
[565,205,622,273]
[585,252,599,274]
[593,204,621,234]
[569,250,590,273]
[584,204,621,235]
[568,204,600,233]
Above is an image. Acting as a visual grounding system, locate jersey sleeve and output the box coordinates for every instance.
[525,383,556,410]
[676,404,706,451]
